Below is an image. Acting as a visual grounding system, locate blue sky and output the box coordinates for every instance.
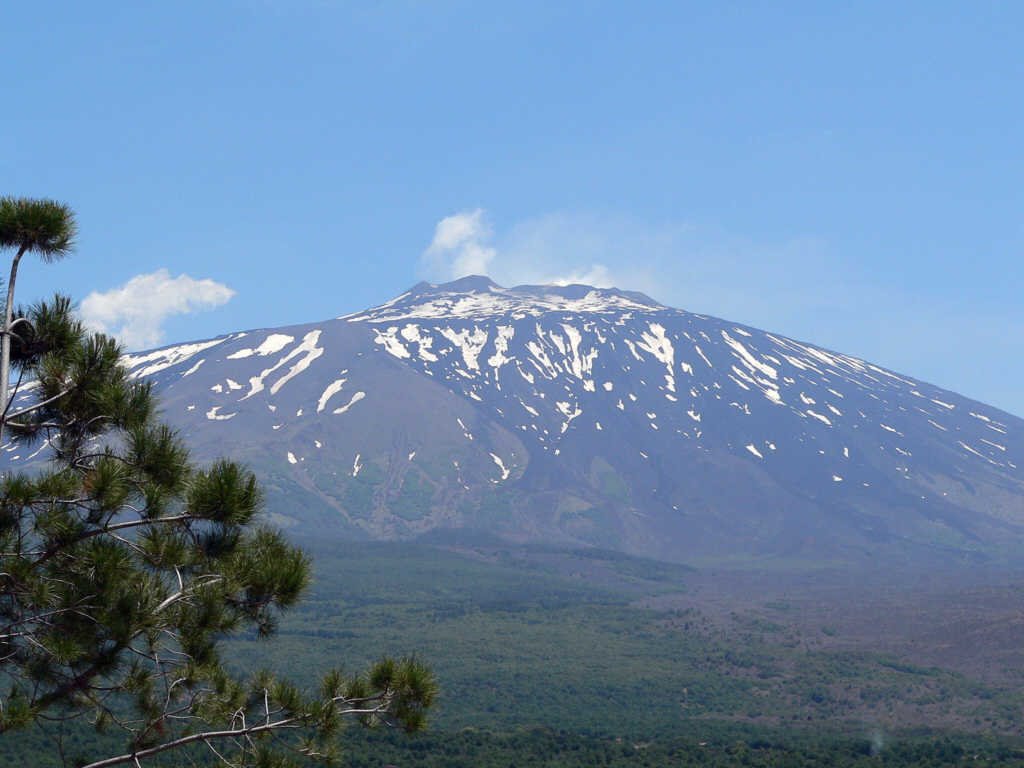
[4,2,1023,414]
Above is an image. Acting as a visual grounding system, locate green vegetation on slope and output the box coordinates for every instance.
[233,540,1024,738]
[5,539,1024,766]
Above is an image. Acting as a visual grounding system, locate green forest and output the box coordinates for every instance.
[6,538,1023,766]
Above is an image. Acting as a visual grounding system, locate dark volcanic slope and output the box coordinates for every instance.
[9,276,1024,565]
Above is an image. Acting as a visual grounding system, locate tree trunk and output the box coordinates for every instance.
[0,244,28,445]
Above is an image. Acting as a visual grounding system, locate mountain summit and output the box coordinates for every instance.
[10,278,1023,566]
[343,276,664,322]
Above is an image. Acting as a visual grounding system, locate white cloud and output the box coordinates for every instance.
[80,269,235,350]
[498,212,658,292]
[422,209,496,279]
[420,208,629,290]
[420,208,838,312]
[547,264,614,287]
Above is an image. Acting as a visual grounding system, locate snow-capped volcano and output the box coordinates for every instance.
[9,278,1024,566]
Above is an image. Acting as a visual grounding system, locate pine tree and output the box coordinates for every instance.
[0,197,435,767]
[0,196,76,445]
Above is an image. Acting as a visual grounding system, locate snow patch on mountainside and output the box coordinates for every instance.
[227,333,294,359]
[124,338,228,378]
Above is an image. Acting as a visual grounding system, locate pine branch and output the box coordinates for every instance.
[79,717,303,768]
[4,387,71,420]
[30,514,196,565]
[79,691,403,768]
